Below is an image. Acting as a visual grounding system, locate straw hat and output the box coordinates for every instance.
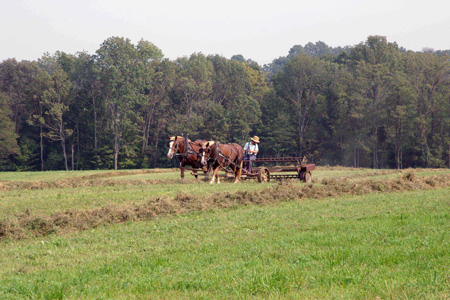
[251,136,260,143]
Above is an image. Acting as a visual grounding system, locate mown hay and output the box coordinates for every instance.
[402,172,416,181]
[0,169,179,191]
[0,178,179,192]
[1,173,450,240]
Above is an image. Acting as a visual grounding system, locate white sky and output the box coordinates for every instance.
[1,0,450,65]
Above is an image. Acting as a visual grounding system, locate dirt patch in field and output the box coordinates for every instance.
[1,173,450,240]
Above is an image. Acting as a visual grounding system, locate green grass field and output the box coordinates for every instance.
[1,167,450,299]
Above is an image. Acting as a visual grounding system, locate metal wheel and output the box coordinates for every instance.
[303,171,312,183]
[257,167,270,183]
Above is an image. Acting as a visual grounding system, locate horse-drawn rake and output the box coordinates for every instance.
[240,157,315,183]
[167,135,315,183]
[188,156,315,183]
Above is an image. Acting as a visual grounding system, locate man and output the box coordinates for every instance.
[243,136,260,171]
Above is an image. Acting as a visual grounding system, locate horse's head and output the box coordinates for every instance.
[200,141,215,165]
[167,135,179,159]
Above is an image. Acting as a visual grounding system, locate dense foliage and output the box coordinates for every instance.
[1,35,449,171]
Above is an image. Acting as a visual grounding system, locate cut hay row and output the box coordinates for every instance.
[1,167,442,191]
[0,169,178,191]
[75,168,177,180]
[2,172,450,240]
[0,178,172,191]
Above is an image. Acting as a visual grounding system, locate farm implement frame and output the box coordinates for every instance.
[241,157,315,183]
[186,156,315,183]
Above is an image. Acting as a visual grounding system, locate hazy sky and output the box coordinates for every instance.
[1,0,450,65]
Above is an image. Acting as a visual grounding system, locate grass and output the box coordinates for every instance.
[0,168,179,182]
[1,167,450,299]
[0,179,275,217]
[0,170,109,181]
[0,188,449,299]
[2,167,447,220]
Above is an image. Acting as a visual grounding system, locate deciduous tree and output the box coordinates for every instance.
[0,93,20,159]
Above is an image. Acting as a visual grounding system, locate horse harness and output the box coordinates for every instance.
[208,142,242,172]
[172,137,203,167]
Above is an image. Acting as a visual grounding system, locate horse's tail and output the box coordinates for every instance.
[229,143,244,183]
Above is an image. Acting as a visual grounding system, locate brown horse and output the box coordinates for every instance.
[200,141,244,184]
[167,135,208,180]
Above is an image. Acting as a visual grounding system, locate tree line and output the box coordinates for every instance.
[1,35,450,171]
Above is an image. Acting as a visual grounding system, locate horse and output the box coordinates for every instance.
[200,141,244,184]
[167,135,209,181]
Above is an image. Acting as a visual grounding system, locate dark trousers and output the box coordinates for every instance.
[244,154,256,170]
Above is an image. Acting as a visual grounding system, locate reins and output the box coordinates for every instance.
[172,138,203,166]
[207,142,242,172]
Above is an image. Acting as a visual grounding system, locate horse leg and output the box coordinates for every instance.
[202,165,210,181]
[209,167,217,184]
[210,167,220,184]
[234,162,243,183]
[180,167,185,182]
[231,165,237,184]
[192,169,199,182]
[204,169,210,181]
